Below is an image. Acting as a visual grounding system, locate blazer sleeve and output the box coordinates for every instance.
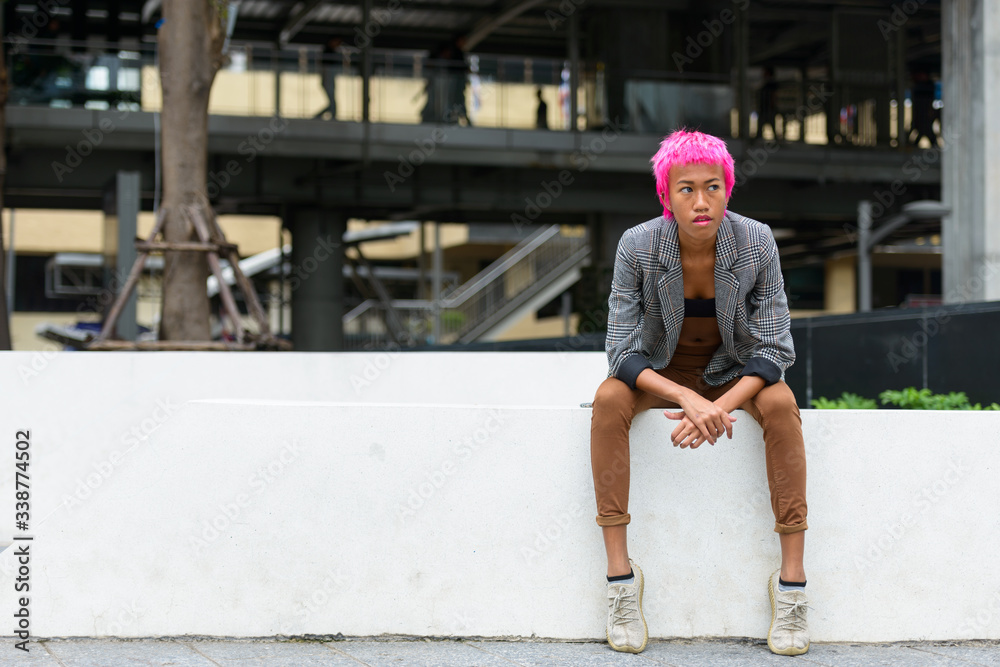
[740,228,795,385]
[605,231,653,389]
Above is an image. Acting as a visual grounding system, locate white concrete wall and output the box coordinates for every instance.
[1,352,998,641]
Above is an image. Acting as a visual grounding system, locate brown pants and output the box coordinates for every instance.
[590,348,808,534]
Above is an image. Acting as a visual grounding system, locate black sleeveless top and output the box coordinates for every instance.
[684,297,716,318]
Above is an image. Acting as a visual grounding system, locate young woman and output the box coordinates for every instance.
[590,130,809,655]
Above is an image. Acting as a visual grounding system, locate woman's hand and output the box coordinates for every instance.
[663,390,736,447]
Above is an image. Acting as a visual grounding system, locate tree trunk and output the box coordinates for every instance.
[0,24,13,350]
[157,0,225,341]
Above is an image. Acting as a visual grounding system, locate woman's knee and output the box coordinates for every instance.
[593,376,635,411]
[753,382,800,419]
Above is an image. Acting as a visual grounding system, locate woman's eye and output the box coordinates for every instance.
[708,184,720,191]
[680,187,692,193]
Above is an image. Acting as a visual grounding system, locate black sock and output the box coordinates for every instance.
[778,577,806,591]
[607,569,634,583]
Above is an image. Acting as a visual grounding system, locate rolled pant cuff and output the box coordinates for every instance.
[596,513,631,527]
[774,519,808,534]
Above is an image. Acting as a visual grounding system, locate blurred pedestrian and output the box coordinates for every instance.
[908,69,939,147]
[757,67,781,140]
[314,38,343,120]
[535,88,549,129]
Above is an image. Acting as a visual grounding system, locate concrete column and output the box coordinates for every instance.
[942,0,1000,303]
[103,171,140,340]
[289,208,345,350]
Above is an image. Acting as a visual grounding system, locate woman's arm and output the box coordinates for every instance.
[606,230,653,388]
[661,375,763,449]
[715,375,766,413]
[640,369,739,446]
[741,227,795,382]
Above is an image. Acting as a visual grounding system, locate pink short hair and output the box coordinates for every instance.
[650,129,735,219]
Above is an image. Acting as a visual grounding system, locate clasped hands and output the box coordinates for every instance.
[663,389,736,449]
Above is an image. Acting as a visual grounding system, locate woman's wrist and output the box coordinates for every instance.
[636,369,687,404]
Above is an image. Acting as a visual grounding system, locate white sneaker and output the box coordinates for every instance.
[605,559,648,653]
[767,569,810,655]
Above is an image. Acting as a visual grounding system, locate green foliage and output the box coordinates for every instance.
[811,387,1000,410]
[809,392,878,410]
[878,387,1000,410]
[439,310,466,329]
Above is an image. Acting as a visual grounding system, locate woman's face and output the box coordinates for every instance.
[662,162,729,245]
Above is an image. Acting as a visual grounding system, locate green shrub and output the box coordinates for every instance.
[810,387,1000,410]
[879,387,1000,410]
[809,392,878,409]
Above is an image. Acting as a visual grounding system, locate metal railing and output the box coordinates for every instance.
[343,224,590,349]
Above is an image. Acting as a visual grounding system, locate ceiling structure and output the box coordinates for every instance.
[6,0,942,66]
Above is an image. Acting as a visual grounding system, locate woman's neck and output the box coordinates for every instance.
[679,235,717,262]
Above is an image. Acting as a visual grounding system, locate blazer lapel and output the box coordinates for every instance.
[656,220,685,354]
[714,213,741,358]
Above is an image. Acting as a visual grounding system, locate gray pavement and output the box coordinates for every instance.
[2,638,999,667]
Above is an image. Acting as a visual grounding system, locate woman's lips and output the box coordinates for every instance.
[693,216,712,226]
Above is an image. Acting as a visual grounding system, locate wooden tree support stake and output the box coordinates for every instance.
[87,206,289,351]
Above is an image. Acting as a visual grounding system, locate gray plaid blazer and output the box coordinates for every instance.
[605,210,795,389]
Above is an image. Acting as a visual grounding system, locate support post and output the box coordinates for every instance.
[289,208,345,350]
[361,0,372,124]
[568,11,579,131]
[432,222,442,342]
[112,171,140,341]
[857,200,872,312]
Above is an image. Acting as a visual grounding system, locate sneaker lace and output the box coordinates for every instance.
[774,597,810,634]
[610,585,639,626]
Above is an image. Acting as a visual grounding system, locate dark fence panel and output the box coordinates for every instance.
[789,301,1000,407]
[428,301,1000,408]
